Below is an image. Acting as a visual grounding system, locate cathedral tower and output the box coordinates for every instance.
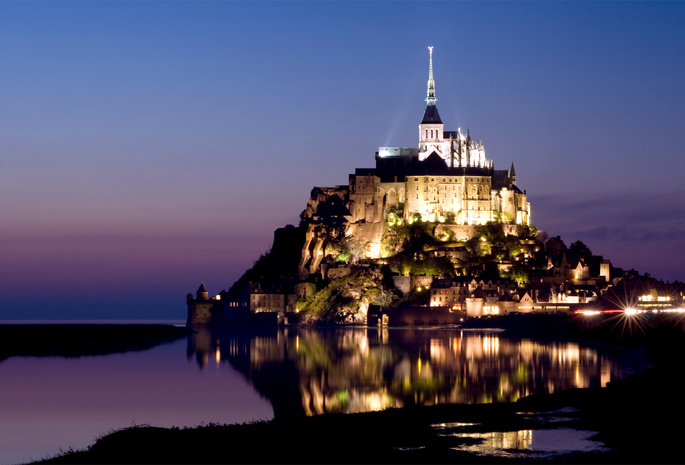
[419,47,446,160]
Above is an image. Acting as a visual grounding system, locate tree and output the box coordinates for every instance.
[507,264,530,287]
[568,240,593,263]
[537,230,550,243]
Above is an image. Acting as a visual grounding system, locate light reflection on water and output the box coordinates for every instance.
[189,326,651,417]
[0,326,650,465]
[450,428,609,457]
[432,409,611,458]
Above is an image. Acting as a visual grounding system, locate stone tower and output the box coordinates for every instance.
[186,282,213,327]
[418,46,447,161]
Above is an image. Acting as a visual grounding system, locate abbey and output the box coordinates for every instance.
[349,47,530,227]
[189,49,641,327]
[299,48,531,276]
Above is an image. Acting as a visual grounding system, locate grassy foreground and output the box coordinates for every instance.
[34,313,685,464]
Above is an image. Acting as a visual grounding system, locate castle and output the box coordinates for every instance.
[188,48,544,326]
[298,47,531,277]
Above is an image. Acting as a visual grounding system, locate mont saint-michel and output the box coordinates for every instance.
[187,48,681,327]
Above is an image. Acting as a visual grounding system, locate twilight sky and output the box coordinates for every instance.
[2,1,684,320]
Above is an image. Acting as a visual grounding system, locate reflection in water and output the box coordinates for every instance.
[444,428,610,457]
[461,430,534,451]
[187,326,648,418]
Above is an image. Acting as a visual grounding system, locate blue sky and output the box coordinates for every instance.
[1,1,684,319]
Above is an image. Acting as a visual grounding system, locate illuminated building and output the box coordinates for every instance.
[429,277,519,316]
[348,47,530,226]
[299,48,531,276]
[637,289,675,310]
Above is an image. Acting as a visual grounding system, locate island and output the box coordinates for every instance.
[187,48,684,328]
[34,46,685,465]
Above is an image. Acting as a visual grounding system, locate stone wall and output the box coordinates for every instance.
[186,299,214,327]
[380,306,465,325]
[433,224,478,241]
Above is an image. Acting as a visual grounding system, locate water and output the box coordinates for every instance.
[0,325,650,464]
[0,319,186,326]
[432,408,612,459]
[0,333,272,465]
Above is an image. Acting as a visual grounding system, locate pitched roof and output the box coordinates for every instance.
[422,151,448,170]
[421,104,443,124]
[471,287,487,299]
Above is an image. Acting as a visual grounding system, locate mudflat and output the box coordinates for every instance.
[0,324,192,361]
[33,313,685,464]
[33,356,685,464]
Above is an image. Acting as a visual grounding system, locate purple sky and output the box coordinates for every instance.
[2,1,684,319]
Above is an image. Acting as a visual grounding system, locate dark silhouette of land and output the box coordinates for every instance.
[0,324,192,362]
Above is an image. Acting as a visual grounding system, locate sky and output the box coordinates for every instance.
[1,1,684,320]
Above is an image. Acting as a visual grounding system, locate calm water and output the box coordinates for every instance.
[0,325,650,464]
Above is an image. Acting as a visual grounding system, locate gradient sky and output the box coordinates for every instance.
[2,1,684,320]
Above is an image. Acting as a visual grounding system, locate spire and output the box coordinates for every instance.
[426,46,436,106]
[420,46,442,124]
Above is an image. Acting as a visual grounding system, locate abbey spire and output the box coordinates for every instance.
[420,47,442,125]
[426,46,436,106]
[419,47,444,159]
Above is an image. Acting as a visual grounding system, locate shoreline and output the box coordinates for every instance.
[25,313,685,464]
[34,353,685,464]
[25,315,685,464]
[0,324,192,361]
